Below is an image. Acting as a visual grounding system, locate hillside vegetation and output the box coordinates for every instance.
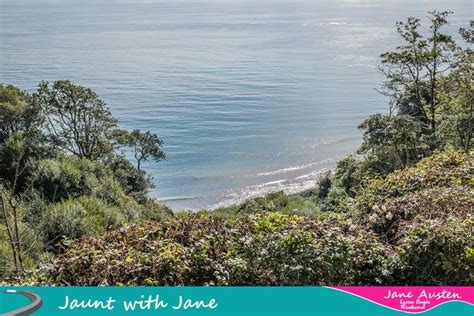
[38,150,472,286]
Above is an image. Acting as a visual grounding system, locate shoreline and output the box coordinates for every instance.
[156,151,366,212]
[158,165,336,212]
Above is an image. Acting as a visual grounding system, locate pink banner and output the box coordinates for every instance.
[331,287,473,313]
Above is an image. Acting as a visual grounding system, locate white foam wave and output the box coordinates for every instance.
[256,158,335,177]
[208,167,332,210]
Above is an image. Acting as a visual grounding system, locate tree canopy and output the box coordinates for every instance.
[34,80,118,160]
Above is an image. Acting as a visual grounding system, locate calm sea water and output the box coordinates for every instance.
[1,0,472,210]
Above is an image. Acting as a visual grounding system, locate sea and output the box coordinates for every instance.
[1,0,472,210]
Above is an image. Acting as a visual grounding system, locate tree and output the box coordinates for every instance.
[358,114,426,173]
[0,80,169,277]
[114,129,165,171]
[105,155,154,201]
[425,11,456,132]
[317,172,332,200]
[0,84,46,194]
[334,156,361,197]
[379,11,455,135]
[1,184,25,274]
[456,21,474,152]
[0,85,36,141]
[380,16,428,119]
[0,133,35,274]
[438,21,473,152]
[34,80,118,160]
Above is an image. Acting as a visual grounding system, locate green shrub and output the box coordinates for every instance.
[320,186,350,212]
[317,173,332,199]
[355,150,473,216]
[32,156,123,203]
[42,200,92,246]
[393,217,472,285]
[360,187,473,243]
[334,156,364,196]
[0,229,15,278]
[105,155,154,202]
[41,212,394,286]
[41,196,140,250]
[10,151,472,286]
[212,191,319,219]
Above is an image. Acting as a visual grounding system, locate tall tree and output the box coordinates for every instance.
[380,16,428,120]
[425,11,456,132]
[358,114,425,172]
[437,21,473,152]
[0,85,36,140]
[379,11,455,135]
[0,85,45,194]
[34,80,118,160]
[456,21,474,152]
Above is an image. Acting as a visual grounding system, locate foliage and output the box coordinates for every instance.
[394,217,472,285]
[317,172,332,199]
[40,196,140,251]
[0,85,47,193]
[39,150,473,286]
[333,156,362,196]
[358,13,472,177]
[105,155,154,202]
[0,80,167,277]
[30,156,127,204]
[358,114,428,172]
[437,21,473,152]
[0,84,37,142]
[34,80,118,160]
[352,150,473,285]
[379,11,455,133]
[41,212,390,286]
[211,191,319,219]
[356,150,472,205]
[114,129,165,171]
